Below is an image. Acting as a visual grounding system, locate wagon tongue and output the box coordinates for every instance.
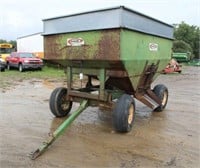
[29,135,56,160]
[29,100,88,160]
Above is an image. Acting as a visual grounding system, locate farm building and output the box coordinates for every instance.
[17,32,44,59]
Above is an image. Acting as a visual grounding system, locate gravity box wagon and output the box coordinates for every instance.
[30,6,173,159]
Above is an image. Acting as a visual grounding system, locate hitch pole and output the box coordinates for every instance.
[29,100,88,160]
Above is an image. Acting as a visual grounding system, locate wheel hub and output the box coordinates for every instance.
[61,98,70,111]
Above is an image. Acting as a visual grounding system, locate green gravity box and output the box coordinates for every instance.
[42,6,173,91]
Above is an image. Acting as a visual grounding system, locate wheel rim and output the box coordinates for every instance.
[162,91,168,106]
[61,97,70,111]
[128,104,134,124]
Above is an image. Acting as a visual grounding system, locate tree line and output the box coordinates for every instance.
[1,22,199,59]
[0,39,17,49]
[173,22,199,59]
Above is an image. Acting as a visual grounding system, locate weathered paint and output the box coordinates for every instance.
[44,28,172,92]
[44,29,120,62]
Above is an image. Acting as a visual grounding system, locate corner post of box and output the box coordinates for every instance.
[67,66,72,91]
[99,68,106,100]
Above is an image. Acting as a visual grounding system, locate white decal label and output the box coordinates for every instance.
[149,43,158,51]
[67,38,84,46]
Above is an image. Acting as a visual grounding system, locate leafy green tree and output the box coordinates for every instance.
[8,40,17,49]
[173,40,192,53]
[174,22,200,58]
[192,27,200,58]
[0,39,7,43]
[0,39,17,49]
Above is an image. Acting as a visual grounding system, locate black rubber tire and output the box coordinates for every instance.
[113,94,135,133]
[49,87,72,117]
[0,67,5,72]
[19,64,23,72]
[153,84,168,112]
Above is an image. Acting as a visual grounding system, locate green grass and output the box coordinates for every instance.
[0,66,66,89]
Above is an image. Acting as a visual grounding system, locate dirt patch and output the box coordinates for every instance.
[0,66,199,167]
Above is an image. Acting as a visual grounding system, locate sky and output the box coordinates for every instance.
[0,0,199,40]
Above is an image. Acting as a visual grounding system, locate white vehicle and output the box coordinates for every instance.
[0,57,6,72]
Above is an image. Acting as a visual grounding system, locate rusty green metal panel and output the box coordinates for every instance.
[120,29,172,89]
[44,29,121,68]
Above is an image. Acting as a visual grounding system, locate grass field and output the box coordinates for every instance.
[0,66,66,89]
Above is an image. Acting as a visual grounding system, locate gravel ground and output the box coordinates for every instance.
[0,65,199,168]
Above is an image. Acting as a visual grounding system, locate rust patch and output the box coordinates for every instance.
[44,29,121,62]
[44,35,61,60]
[97,29,120,60]
[107,70,128,77]
[61,45,91,60]
[44,29,124,69]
